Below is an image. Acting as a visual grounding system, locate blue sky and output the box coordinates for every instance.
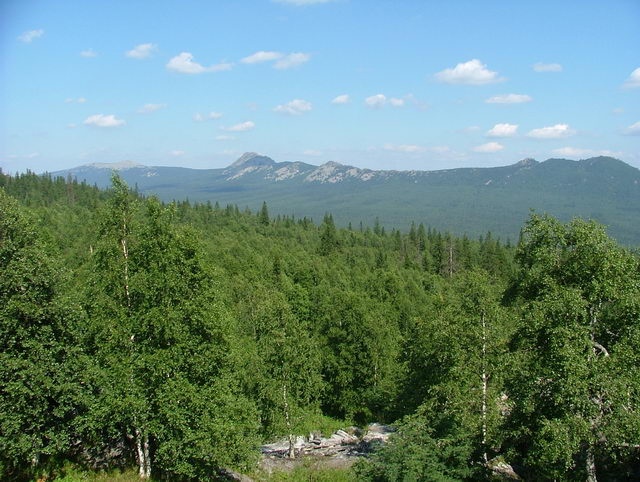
[1,0,639,174]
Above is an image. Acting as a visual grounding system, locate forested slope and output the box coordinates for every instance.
[1,171,638,481]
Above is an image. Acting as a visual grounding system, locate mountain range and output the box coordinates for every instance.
[53,153,640,245]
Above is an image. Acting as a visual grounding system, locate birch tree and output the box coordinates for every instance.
[507,215,640,481]
[83,175,259,479]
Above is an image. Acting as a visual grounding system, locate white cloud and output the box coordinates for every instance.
[623,67,640,88]
[18,29,44,43]
[527,124,574,139]
[485,93,532,104]
[331,94,350,105]
[84,114,125,128]
[80,49,98,58]
[275,52,311,69]
[623,121,640,136]
[138,103,166,114]
[216,135,235,141]
[389,97,405,107]
[170,150,185,157]
[166,52,232,74]
[487,123,518,138]
[126,43,157,59]
[241,51,283,64]
[65,97,86,104]
[533,62,563,72]
[365,94,387,108]
[474,142,504,153]
[193,112,223,122]
[383,144,427,153]
[435,59,503,85]
[274,99,312,115]
[222,121,255,132]
[552,147,623,158]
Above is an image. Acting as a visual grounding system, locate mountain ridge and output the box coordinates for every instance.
[52,153,640,245]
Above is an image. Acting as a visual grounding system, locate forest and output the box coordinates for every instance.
[1,171,639,481]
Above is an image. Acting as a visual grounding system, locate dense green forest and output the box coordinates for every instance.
[1,171,639,481]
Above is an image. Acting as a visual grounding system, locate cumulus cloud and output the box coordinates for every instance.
[487,123,518,138]
[365,94,387,108]
[166,52,232,74]
[389,97,405,107]
[193,112,223,122]
[474,142,504,153]
[80,49,98,58]
[241,51,283,64]
[485,93,532,104]
[170,150,185,157]
[435,59,503,85]
[274,99,312,115]
[138,103,166,114]
[275,52,311,69]
[527,124,574,139]
[241,51,310,69]
[623,67,640,88]
[222,121,255,132]
[84,114,125,128]
[18,29,44,43]
[331,94,350,105]
[533,62,563,72]
[623,121,640,136]
[126,43,157,59]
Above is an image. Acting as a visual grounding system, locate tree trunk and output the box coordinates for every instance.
[135,427,151,479]
[283,383,295,458]
[481,312,488,464]
[586,445,597,482]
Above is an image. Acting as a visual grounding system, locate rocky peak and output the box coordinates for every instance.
[229,152,276,169]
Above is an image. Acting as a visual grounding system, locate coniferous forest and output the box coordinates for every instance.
[1,171,639,481]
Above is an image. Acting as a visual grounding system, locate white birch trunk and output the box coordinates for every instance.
[481,312,488,464]
[135,427,151,479]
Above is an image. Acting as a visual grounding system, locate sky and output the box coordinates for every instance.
[1,0,639,174]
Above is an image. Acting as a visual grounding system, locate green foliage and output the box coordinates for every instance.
[0,189,85,480]
[3,172,638,480]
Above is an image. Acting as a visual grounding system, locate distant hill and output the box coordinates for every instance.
[53,153,640,245]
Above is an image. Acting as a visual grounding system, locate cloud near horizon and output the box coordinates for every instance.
[167,52,233,74]
[435,59,503,85]
[84,114,125,128]
[527,124,574,139]
[473,142,504,153]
